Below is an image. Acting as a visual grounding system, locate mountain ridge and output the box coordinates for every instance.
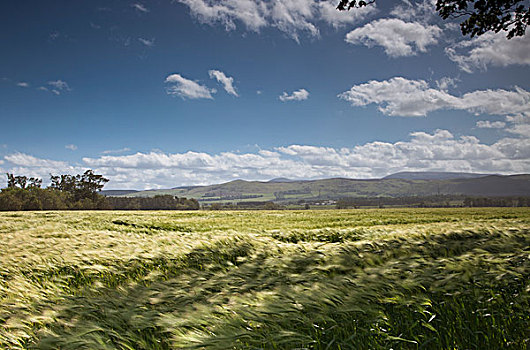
[106,172,530,202]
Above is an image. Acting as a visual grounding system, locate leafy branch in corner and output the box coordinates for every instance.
[337,0,529,39]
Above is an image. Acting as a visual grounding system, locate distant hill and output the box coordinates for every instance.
[383,171,491,180]
[268,177,297,183]
[117,174,530,203]
[100,190,139,197]
[171,185,203,190]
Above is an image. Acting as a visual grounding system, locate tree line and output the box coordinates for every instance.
[105,196,199,210]
[0,172,199,211]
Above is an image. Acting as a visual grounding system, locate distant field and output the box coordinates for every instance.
[1,209,529,349]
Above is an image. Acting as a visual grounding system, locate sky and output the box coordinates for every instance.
[1,0,529,189]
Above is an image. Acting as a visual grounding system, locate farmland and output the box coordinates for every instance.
[1,208,529,349]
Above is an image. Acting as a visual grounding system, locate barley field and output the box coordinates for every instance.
[1,208,529,349]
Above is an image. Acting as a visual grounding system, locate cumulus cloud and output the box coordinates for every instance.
[338,77,530,117]
[208,70,238,96]
[138,37,155,47]
[176,0,375,41]
[345,18,442,57]
[132,3,149,13]
[279,88,309,101]
[476,120,506,129]
[165,73,216,99]
[65,144,78,151]
[16,82,29,88]
[446,31,530,72]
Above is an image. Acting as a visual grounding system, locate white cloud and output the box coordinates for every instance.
[16,82,29,88]
[279,88,309,101]
[476,121,506,129]
[345,18,442,57]
[505,114,530,137]
[48,80,69,90]
[132,3,149,13]
[339,77,530,117]
[165,73,216,99]
[459,87,530,117]
[435,77,458,92]
[176,0,375,41]
[138,37,155,47]
[47,80,71,95]
[390,0,437,23]
[65,144,78,151]
[446,31,530,72]
[3,127,529,189]
[208,70,238,96]
[268,0,319,41]
[102,147,132,155]
[177,0,268,32]
[318,0,377,28]
[4,153,69,169]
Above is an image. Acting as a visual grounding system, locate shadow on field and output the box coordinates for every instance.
[30,229,530,349]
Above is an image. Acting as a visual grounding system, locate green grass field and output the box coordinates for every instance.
[1,209,529,349]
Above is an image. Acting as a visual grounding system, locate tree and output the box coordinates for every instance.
[6,173,42,189]
[337,0,529,39]
[50,170,109,202]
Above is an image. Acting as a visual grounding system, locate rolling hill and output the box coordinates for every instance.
[113,173,530,203]
[383,171,491,180]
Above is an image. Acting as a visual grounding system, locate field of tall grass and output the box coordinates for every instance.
[1,208,529,349]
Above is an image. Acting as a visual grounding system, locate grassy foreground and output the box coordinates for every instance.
[0,208,529,349]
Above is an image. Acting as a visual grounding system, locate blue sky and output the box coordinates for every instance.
[1,0,529,189]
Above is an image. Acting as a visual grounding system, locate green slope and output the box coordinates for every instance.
[118,174,530,202]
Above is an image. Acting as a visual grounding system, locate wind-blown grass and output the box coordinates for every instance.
[0,208,529,349]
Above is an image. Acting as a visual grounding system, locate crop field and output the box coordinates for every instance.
[1,208,529,349]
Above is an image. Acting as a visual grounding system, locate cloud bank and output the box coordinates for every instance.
[2,128,529,189]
